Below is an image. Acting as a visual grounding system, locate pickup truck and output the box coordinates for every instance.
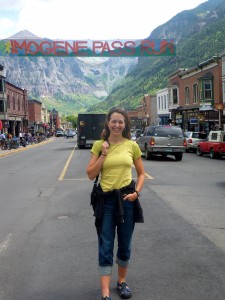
[196,130,225,158]
[136,125,186,161]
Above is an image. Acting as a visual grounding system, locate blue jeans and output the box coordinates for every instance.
[98,196,135,276]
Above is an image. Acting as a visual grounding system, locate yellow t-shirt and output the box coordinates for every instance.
[91,139,142,192]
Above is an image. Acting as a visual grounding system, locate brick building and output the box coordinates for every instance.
[0,64,29,136]
[28,99,42,134]
[168,56,223,132]
[6,82,29,136]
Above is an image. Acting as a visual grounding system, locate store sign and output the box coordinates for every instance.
[190,118,198,124]
[214,103,224,110]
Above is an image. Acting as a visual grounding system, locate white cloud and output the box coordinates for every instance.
[0,18,16,38]
[0,0,25,11]
[1,0,207,40]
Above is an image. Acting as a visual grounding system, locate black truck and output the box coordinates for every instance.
[77,113,106,149]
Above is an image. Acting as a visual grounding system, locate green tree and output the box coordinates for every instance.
[66,115,77,129]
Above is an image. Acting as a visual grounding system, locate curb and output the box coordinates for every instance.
[0,138,55,158]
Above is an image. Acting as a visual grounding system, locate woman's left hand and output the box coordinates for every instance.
[123,192,138,202]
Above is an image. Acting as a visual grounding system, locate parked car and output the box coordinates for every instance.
[56,130,64,137]
[184,131,207,152]
[197,130,225,158]
[135,129,142,139]
[66,130,76,138]
[131,132,137,142]
[137,125,186,161]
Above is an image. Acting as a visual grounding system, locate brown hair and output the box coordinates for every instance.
[101,107,131,141]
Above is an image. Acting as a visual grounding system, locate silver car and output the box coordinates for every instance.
[184,131,207,152]
[137,125,186,161]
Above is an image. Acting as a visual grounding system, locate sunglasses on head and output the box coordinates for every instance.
[109,107,126,112]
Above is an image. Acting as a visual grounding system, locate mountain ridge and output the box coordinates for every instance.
[89,0,225,112]
[2,0,225,114]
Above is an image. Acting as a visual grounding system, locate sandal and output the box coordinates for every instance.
[102,297,111,300]
[117,282,132,299]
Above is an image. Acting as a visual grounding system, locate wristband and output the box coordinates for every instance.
[101,153,107,156]
[135,190,140,197]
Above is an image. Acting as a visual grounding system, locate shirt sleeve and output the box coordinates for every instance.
[91,140,102,156]
[132,141,142,161]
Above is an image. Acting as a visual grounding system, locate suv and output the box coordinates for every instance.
[56,130,64,137]
[137,125,186,161]
[184,131,207,152]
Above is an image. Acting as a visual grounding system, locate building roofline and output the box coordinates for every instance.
[6,80,26,91]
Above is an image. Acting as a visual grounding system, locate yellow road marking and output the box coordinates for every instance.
[145,172,154,179]
[132,164,154,180]
[58,144,76,181]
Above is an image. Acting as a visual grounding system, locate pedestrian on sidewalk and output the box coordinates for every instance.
[86,107,145,300]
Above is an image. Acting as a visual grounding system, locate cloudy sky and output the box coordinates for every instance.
[0,0,206,40]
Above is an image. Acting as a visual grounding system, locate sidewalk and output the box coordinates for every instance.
[0,138,55,158]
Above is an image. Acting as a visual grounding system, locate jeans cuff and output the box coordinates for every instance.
[98,266,112,276]
[116,257,130,268]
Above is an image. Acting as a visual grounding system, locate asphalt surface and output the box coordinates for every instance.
[0,138,225,300]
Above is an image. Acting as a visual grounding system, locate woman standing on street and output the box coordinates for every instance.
[86,107,145,300]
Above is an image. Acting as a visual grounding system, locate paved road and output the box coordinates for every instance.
[0,138,225,300]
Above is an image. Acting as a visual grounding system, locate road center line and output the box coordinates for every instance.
[58,144,76,181]
[145,172,154,179]
[0,233,12,254]
[132,164,154,179]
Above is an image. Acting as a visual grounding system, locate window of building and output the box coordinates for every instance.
[193,84,198,104]
[203,80,212,99]
[172,88,178,105]
[13,96,15,110]
[223,81,225,102]
[7,94,10,109]
[0,100,3,112]
[164,95,167,110]
[0,78,5,92]
[185,87,190,105]
[158,96,160,110]
[161,96,163,110]
[18,97,20,111]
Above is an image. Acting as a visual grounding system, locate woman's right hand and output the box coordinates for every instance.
[101,141,109,155]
